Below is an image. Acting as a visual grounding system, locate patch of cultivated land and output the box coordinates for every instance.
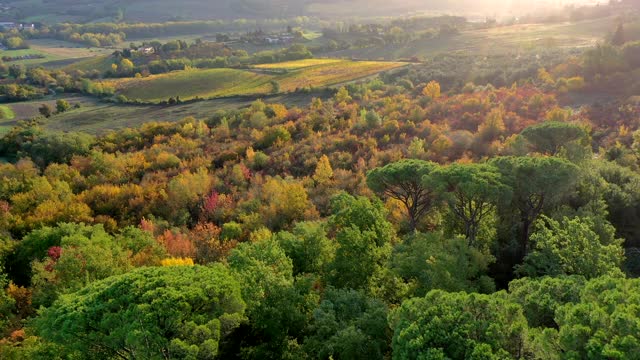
[253,58,345,70]
[106,68,273,102]
[2,40,111,66]
[104,59,407,103]
[42,92,329,134]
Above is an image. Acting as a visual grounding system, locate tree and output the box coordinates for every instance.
[38,104,52,118]
[490,156,579,260]
[520,122,587,155]
[36,265,245,359]
[367,160,440,231]
[269,79,280,94]
[260,177,317,231]
[422,80,441,99]
[6,37,25,50]
[227,239,316,358]
[429,163,510,245]
[328,193,394,290]
[274,221,333,275]
[391,290,528,360]
[8,64,25,79]
[55,100,71,114]
[313,155,334,185]
[391,232,495,297]
[611,23,626,46]
[303,288,390,360]
[508,276,585,328]
[517,216,625,279]
[555,276,640,359]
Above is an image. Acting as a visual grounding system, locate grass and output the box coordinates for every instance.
[103,59,407,102]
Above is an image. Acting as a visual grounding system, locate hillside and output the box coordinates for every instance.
[101,59,408,103]
[1,0,606,23]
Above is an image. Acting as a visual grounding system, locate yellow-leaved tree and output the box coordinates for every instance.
[422,80,441,99]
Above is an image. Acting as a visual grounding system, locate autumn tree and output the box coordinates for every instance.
[313,155,334,185]
[422,80,441,99]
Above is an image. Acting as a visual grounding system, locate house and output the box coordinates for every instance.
[141,47,155,55]
[0,21,16,30]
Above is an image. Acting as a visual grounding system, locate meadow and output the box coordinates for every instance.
[2,39,111,66]
[103,59,408,103]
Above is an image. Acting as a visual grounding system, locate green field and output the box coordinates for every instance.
[1,40,111,66]
[103,59,407,103]
[107,68,273,102]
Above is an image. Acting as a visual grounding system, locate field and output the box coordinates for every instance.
[324,16,619,60]
[0,92,329,134]
[103,59,407,103]
[105,69,273,102]
[253,58,345,70]
[1,40,112,66]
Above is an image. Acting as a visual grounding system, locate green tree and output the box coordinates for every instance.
[517,216,625,279]
[274,221,334,275]
[227,239,317,359]
[367,160,440,231]
[36,265,246,359]
[490,156,579,260]
[520,122,587,156]
[555,276,640,359]
[429,163,510,246]
[30,225,131,308]
[391,232,495,297]
[8,64,25,79]
[391,290,528,360]
[508,276,585,328]
[328,193,394,290]
[303,288,390,360]
[55,99,71,114]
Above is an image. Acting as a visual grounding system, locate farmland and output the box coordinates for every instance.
[1,39,111,66]
[103,59,408,103]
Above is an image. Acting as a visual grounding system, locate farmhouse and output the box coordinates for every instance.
[0,21,15,30]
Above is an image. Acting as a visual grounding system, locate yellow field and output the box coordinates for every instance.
[253,58,345,70]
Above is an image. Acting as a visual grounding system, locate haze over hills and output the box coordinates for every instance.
[0,0,610,23]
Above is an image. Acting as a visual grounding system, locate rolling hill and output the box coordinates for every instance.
[1,0,604,23]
